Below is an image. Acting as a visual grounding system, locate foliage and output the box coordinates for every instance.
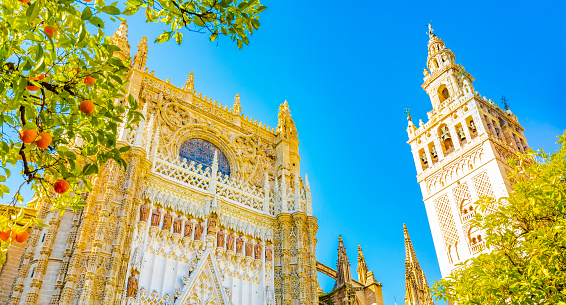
[431,132,566,304]
[0,0,266,266]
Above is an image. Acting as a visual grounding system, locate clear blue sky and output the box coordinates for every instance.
[18,0,566,304]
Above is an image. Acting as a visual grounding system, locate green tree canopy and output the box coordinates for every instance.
[432,132,566,304]
[0,0,266,267]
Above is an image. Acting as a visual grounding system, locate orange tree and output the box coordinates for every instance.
[431,132,566,304]
[0,0,267,267]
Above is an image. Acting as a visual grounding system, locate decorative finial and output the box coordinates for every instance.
[185,72,194,91]
[404,107,412,121]
[427,23,435,38]
[233,93,241,114]
[501,96,509,110]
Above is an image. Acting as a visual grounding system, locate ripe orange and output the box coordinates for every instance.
[83,75,96,86]
[17,0,32,3]
[19,129,38,143]
[54,179,70,194]
[0,229,11,242]
[15,231,30,243]
[79,100,95,114]
[36,132,52,149]
[31,73,46,81]
[26,85,39,91]
[43,26,56,39]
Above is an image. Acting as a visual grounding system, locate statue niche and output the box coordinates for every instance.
[150,209,162,227]
[226,233,235,251]
[126,273,138,298]
[236,235,244,254]
[217,230,225,248]
[163,212,173,231]
[245,240,253,257]
[173,216,183,234]
[194,222,204,241]
[139,203,150,222]
[184,221,193,238]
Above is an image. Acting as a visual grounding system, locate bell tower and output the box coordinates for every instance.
[406,24,529,277]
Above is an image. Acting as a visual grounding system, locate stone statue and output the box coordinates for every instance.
[226,233,235,251]
[150,209,161,227]
[194,222,204,240]
[139,203,150,222]
[254,243,262,260]
[245,240,253,257]
[235,235,244,254]
[163,212,173,230]
[207,217,217,234]
[217,230,225,248]
[184,221,193,238]
[265,245,273,262]
[126,274,138,297]
[173,216,182,234]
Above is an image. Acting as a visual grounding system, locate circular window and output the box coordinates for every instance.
[179,138,231,176]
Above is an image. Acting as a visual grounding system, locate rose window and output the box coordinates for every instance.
[179,138,231,176]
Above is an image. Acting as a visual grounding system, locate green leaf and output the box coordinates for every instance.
[101,6,121,15]
[32,56,44,73]
[123,5,140,16]
[77,23,86,44]
[174,32,183,44]
[88,16,105,28]
[193,16,205,27]
[26,2,41,21]
[81,7,93,20]
[154,31,172,43]
[209,31,218,42]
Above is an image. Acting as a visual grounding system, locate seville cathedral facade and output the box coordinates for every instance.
[0,21,388,305]
[406,25,528,277]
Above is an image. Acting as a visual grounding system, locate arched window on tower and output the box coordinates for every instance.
[438,124,454,156]
[437,84,450,103]
[179,138,231,176]
[433,58,439,69]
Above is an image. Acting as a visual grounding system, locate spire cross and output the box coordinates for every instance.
[404,107,411,121]
[501,96,509,110]
[427,23,435,38]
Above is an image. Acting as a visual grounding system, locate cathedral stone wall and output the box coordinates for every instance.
[0,241,27,305]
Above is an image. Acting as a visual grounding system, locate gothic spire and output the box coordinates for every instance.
[276,100,297,138]
[110,19,130,62]
[334,235,352,289]
[404,224,420,270]
[404,224,434,305]
[132,36,148,71]
[357,245,368,285]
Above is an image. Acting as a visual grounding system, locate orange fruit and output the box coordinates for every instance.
[43,26,56,39]
[0,229,11,242]
[83,75,96,86]
[26,85,39,91]
[31,73,46,81]
[54,179,70,194]
[19,129,38,143]
[36,132,52,149]
[17,0,32,3]
[15,231,30,243]
[79,100,95,114]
